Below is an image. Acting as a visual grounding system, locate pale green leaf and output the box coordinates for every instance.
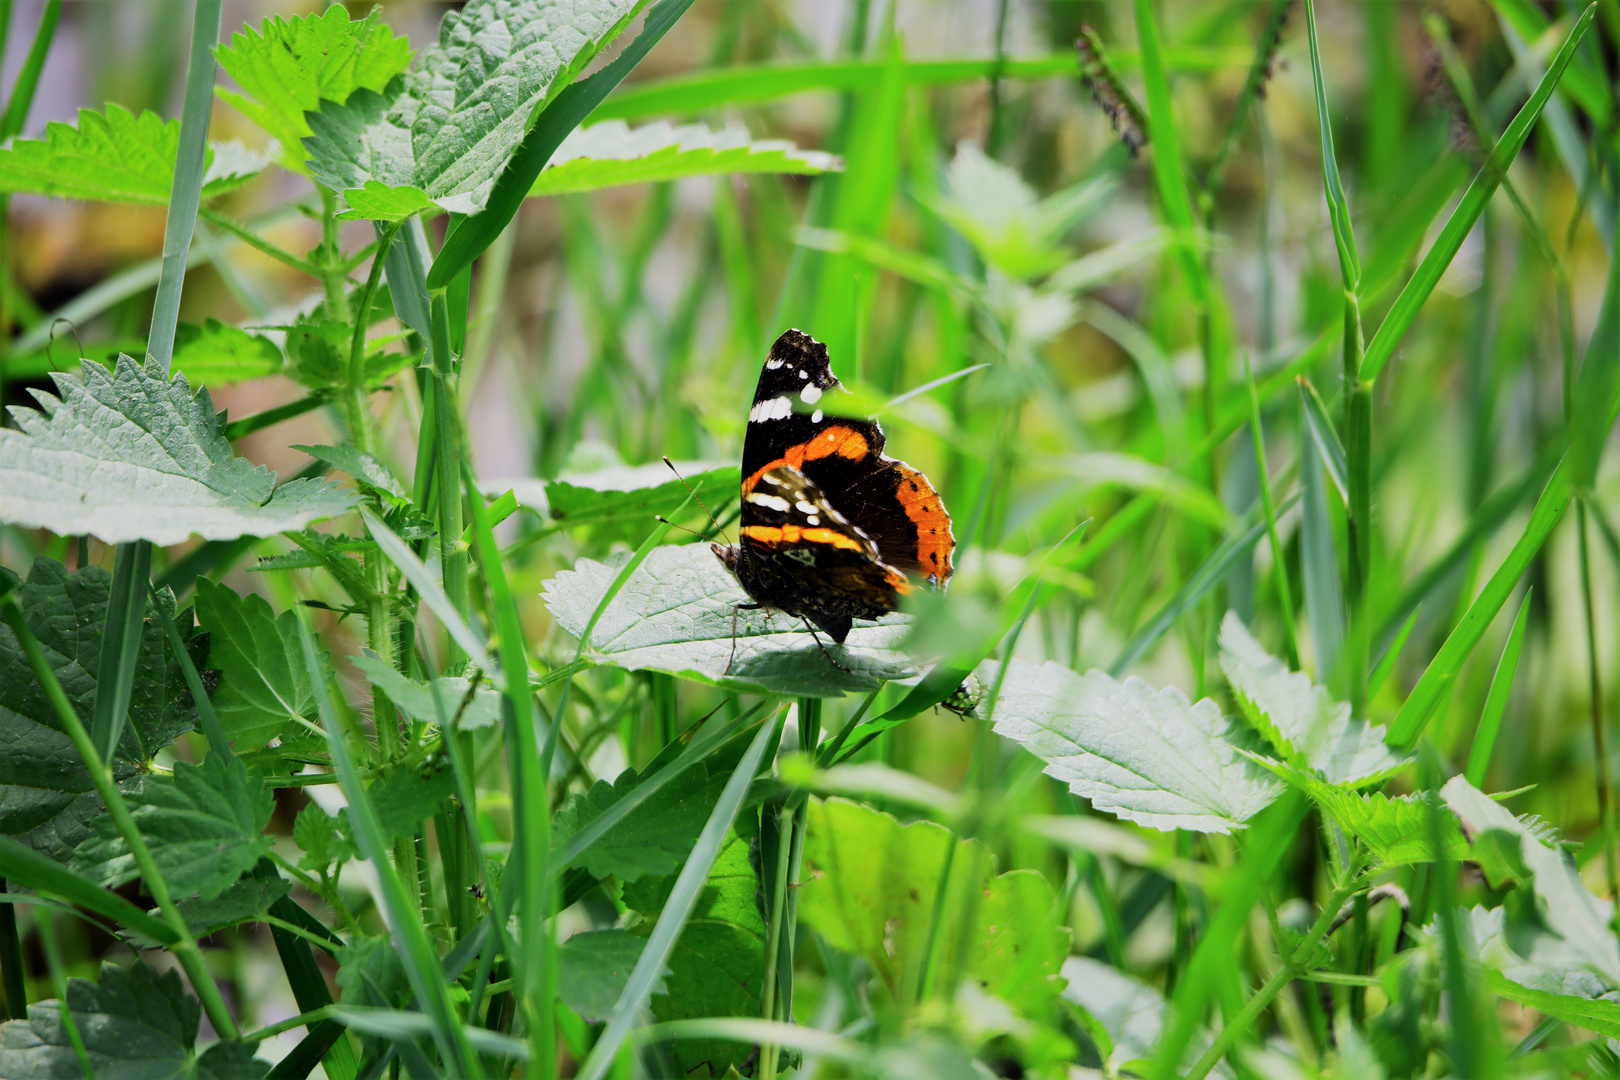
[72,753,274,901]
[214,6,413,174]
[0,356,355,545]
[352,654,501,731]
[542,543,920,697]
[495,458,735,527]
[1062,957,1231,1079]
[1256,759,1467,867]
[192,579,318,753]
[0,559,200,860]
[334,179,441,222]
[1218,612,1407,786]
[558,929,660,1022]
[990,659,1283,833]
[293,443,406,498]
[172,318,283,386]
[305,0,645,216]
[0,105,265,204]
[0,960,269,1079]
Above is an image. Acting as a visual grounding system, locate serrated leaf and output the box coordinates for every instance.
[0,559,200,859]
[293,443,406,498]
[525,119,840,198]
[336,935,409,1007]
[0,356,355,545]
[1254,759,1467,866]
[193,579,318,752]
[292,802,351,873]
[542,543,919,697]
[72,753,274,902]
[798,798,1069,1015]
[990,659,1283,833]
[172,318,283,386]
[335,179,441,221]
[1487,972,1620,1040]
[1218,612,1408,786]
[365,757,456,843]
[0,104,265,204]
[128,874,293,945]
[1061,956,1231,1079]
[352,654,501,731]
[215,6,414,174]
[622,829,766,1077]
[305,0,645,217]
[558,929,661,1022]
[0,959,269,1079]
[496,458,737,527]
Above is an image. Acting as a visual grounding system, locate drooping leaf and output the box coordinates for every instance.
[990,659,1283,833]
[171,319,283,386]
[1218,612,1407,786]
[72,752,274,902]
[622,829,767,1077]
[0,559,200,860]
[0,959,270,1079]
[798,798,1069,1016]
[0,357,355,545]
[1061,956,1231,1079]
[558,929,661,1022]
[192,579,319,753]
[352,654,502,731]
[364,757,457,843]
[542,543,919,697]
[0,104,265,204]
[304,0,646,216]
[494,459,736,526]
[214,6,414,174]
[293,443,406,498]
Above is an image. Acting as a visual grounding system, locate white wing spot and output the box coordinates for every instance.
[747,493,791,512]
[748,396,792,422]
[794,500,818,515]
[806,515,820,525]
[765,359,784,369]
[811,409,823,423]
[800,383,822,404]
[798,368,810,379]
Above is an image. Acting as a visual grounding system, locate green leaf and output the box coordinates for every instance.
[1257,761,1468,867]
[214,6,413,174]
[72,752,274,902]
[1061,956,1231,1079]
[0,559,200,859]
[193,579,319,753]
[1487,971,1620,1039]
[0,959,269,1079]
[991,659,1283,833]
[798,798,1069,1015]
[558,929,660,1022]
[502,458,736,526]
[304,0,646,216]
[542,543,919,697]
[0,104,266,204]
[365,757,456,844]
[335,935,409,1008]
[351,654,501,731]
[171,318,283,386]
[172,874,289,938]
[291,802,351,874]
[622,829,767,1077]
[0,356,356,545]
[1218,612,1407,786]
[292,443,406,499]
[524,119,840,198]
[333,180,440,222]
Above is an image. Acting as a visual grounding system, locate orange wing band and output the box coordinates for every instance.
[893,464,954,581]
[742,425,870,493]
[741,524,867,552]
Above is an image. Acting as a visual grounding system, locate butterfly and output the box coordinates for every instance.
[712,328,955,651]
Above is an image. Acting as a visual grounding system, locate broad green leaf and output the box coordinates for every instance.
[1256,760,1467,867]
[798,799,1069,1015]
[336,935,409,1008]
[991,659,1283,833]
[1487,971,1620,1039]
[214,6,413,174]
[1468,905,1614,1001]
[72,752,274,902]
[293,443,406,498]
[542,543,919,697]
[192,579,319,752]
[495,458,735,526]
[334,180,441,222]
[558,929,661,1022]
[0,356,355,545]
[524,119,840,198]
[364,757,456,843]
[0,559,199,859]
[172,875,289,938]
[0,959,270,1079]
[351,654,501,731]
[1218,612,1407,786]
[304,0,646,216]
[0,105,265,204]
[171,318,283,386]
[1061,956,1231,1079]
[622,829,766,1077]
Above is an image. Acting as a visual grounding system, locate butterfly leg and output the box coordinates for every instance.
[727,603,766,675]
[800,619,853,674]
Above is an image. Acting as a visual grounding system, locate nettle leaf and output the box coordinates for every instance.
[353,654,502,731]
[799,798,1069,1016]
[0,356,355,545]
[542,543,919,697]
[1061,956,1231,1079]
[558,929,660,1022]
[0,104,265,204]
[498,459,737,528]
[0,959,270,1079]
[1218,612,1407,786]
[1262,762,1468,867]
[193,579,319,752]
[364,757,457,843]
[991,660,1283,833]
[0,559,200,860]
[72,753,274,902]
[172,319,283,386]
[622,829,766,1078]
[294,443,407,498]
[305,0,645,217]
[215,6,414,174]
[292,802,352,873]
[173,875,290,938]
[1443,775,1620,988]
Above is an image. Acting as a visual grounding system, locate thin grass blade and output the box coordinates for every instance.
[1465,589,1532,787]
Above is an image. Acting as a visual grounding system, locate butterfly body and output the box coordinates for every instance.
[714,329,954,644]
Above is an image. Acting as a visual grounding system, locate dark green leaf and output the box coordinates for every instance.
[291,802,352,873]
[292,444,406,498]
[193,579,319,752]
[172,318,283,386]
[523,459,736,526]
[364,757,456,844]
[558,929,660,1022]
[173,874,290,938]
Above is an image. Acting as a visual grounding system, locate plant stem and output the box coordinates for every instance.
[758,801,797,1080]
[197,206,320,275]
[0,876,23,1020]
[1577,499,1619,902]
[0,596,239,1039]
[318,189,350,323]
[1244,354,1299,667]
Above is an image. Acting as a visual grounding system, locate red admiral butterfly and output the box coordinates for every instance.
[713,329,955,647]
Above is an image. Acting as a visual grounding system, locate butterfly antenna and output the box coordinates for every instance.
[655,515,720,543]
[663,456,732,544]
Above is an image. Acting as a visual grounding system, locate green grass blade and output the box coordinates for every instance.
[0,835,176,946]
[1297,377,1349,502]
[359,507,496,674]
[574,708,784,1080]
[1300,408,1346,686]
[1248,356,1299,667]
[1465,588,1532,787]
[1362,3,1595,384]
[1302,0,1360,288]
[1132,0,1206,306]
[89,540,151,763]
[1370,606,1419,696]
[0,0,60,140]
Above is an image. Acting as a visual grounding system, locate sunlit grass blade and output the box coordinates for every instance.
[0,0,61,140]
[634,1018,865,1066]
[574,708,785,1080]
[1245,356,1299,666]
[360,507,495,674]
[1297,377,1348,502]
[1300,411,1345,686]
[1131,0,1206,307]
[1465,588,1531,787]
[1370,607,1419,697]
